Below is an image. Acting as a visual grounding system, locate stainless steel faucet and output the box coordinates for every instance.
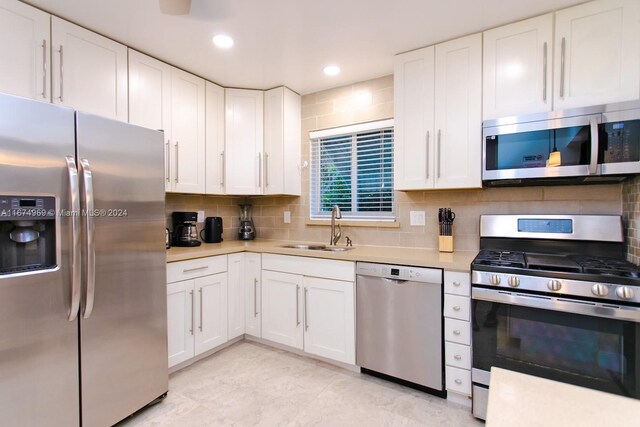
[330,205,342,245]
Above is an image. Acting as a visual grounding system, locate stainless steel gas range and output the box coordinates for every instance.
[470,215,640,420]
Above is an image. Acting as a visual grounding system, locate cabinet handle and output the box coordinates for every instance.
[165,140,170,183]
[453,330,461,335]
[437,129,442,178]
[254,278,258,317]
[304,287,309,331]
[265,152,269,188]
[190,289,194,335]
[296,284,300,326]
[175,142,179,183]
[258,152,262,189]
[454,355,462,360]
[453,281,461,287]
[560,37,566,99]
[41,40,47,99]
[455,379,463,385]
[542,42,547,102]
[58,45,64,102]
[183,266,209,273]
[198,288,203,331]
[589,116,599,175]
[425,131,430,179]
[220,151,225,187]
[453,305,461,311]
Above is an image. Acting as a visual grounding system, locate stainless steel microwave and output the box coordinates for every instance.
[482,100,640,186]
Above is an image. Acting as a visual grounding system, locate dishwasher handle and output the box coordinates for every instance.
[382,277,409,284]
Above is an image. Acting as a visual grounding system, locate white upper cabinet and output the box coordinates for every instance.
[0,0,50,102]
[554,0,640,110]
[205,81,226,195]
[394,46,435,190]
[171,67,206,194]
[51,17,128,121]
[225,88,264,195]
[128,49,172,191]
[263,87,302,196]
[483,14,553,120]
[434,33,482,189]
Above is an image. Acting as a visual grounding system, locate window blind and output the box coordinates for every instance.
[310,120,395,220]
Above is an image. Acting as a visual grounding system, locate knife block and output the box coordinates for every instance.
[438,235,453,253]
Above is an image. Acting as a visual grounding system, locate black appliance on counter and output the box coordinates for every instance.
[470,214,640,420]
[171,212,201,247]
[201,217,223,243]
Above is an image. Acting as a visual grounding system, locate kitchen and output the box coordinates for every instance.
[2,1,640,424]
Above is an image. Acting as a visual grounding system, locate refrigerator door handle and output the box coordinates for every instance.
[80,158,96,319]
[66,156,81,321]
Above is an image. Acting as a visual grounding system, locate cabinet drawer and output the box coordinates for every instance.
[445,366,471,395]
[444,271,470,296]
[443,294,470,321]
[445,341,471,370]
[444,318,471,345]
[167,256,227,283]
[262,253,354,282]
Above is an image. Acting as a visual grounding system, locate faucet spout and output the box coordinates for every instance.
[330,205,342,245]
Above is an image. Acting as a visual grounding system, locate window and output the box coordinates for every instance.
[310,119,395,220]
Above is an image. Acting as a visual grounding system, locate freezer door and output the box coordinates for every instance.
[76,113,168,427]
[0,94,80,426]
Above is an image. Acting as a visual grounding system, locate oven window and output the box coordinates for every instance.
[485,126,592,171]
[472,299,639,398]
[600,119,640,164]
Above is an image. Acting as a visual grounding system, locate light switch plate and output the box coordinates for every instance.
[284,211,291,224]
[197,210,205,222]
[410,211,426,226]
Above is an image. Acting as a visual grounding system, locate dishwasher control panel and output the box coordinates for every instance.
[356,262,442,283]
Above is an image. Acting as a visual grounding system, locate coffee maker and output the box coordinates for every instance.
[171,212,201,247]
[238,204,256,240]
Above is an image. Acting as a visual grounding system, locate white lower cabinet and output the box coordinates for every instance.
[244,253,262,338]
[167,255,228,369]
[261,270,304,349]
[227,253,245,340]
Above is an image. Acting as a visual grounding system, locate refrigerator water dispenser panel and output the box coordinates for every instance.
[0,195,56,275]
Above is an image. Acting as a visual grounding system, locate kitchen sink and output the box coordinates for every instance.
[281,244,354,252]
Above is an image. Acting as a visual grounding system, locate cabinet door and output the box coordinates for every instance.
[244,253,262,338]
[483,14,553,119]
[128,49,172,191]
[51,17,128,121]
[205,81,226,195]
[393,46,435,190]
[0,0,50,102]
[434,33,482,189]
[554,0,640,109]
[171,67,206,193]
[261,270,303,349]
[167,280,195,368]
[303,277,355,364]
[225,88,264,195]
[194,272,228,355]
[227,253,245,340]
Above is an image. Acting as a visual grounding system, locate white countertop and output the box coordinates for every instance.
[487,368,640,427]
[166,240,477,272]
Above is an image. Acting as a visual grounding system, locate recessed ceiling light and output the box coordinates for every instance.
[213,34,234,49]
[323,65,341,76]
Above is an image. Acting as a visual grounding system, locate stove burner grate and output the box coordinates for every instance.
[473,250,526,268]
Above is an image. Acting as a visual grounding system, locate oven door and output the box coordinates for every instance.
[472,287,640,399]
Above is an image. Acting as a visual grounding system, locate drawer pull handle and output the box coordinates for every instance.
[183,266,209,273]
[453,330,461,335]
[453,306,461,311]
[454,379,463,385]
[453,281,460,287]
[454,355,462,360]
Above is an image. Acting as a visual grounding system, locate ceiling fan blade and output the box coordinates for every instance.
[159,0,192,15]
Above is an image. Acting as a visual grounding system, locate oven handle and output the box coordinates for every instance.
[472,288,640,323]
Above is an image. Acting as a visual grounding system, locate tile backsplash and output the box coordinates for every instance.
[167,74,625,253]
[623,175,640,265]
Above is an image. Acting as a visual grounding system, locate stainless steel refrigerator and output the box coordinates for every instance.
[0,93,168,427]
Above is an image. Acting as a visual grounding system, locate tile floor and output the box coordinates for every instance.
[117,341,482,426]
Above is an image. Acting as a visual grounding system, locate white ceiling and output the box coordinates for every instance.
[23,0,585,95]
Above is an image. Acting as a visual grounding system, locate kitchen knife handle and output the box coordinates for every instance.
[66,156,81,321]
[80,159,96,319]
[41,39,47,99]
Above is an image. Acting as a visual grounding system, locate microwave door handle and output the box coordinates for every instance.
[589,116,599,175]
[65,156,81,321]
[80,159,96,319]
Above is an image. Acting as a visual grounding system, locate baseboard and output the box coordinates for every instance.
[168,335,244,374]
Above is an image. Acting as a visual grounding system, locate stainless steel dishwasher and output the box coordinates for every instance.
[356,262,444,393]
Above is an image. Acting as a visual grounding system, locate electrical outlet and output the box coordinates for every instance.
[197,210,205,222]
[410,211,426,226]
[283,211,291,224]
